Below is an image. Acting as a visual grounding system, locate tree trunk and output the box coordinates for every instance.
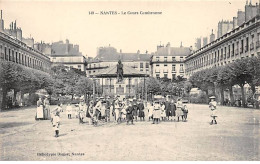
[220,86,225,105]
[229,85,234,106]
[212,85,216,96]
[251,84,259,109]
[240,84,246,108]
[205,89,209,104]
[0,87,8,111]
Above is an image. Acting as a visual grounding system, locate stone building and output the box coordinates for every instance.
[185,15,260,78]
[217,20,234,39]
[150,42,192,80]
[0,10,51,72]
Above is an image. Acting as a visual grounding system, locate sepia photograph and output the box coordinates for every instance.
[0,0,260,161]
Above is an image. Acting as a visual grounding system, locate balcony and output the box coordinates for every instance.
[250,43,254,50]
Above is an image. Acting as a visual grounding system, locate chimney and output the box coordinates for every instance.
[180,41,183,48]
[137,50,140,54]
[11,22,13,30]
[1,10,2,20]
[166,42,171,55]
[14,20,16,30]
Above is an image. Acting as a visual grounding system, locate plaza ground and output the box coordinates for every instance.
[0,104,259,161]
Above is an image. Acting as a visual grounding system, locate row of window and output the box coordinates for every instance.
[155,64,184,72]
[88,62,150,69]
[155,56,185,62]
[0,45,50,72]
[155,73,178,79]
[186,34,260,73]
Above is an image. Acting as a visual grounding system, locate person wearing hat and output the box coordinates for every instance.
[132,99,138,122]
[147,101,154,121]
[36,98,44,120]
[114,98,121,123]
[209,96,217,125]
[152,100,161,124]
[138,100,145,121]
[176,98,184,122]
[43,96,51,120]
[86,101,94,125]
[126,99,134,125]
[66,103,73,119]
[52,111,60,137]
[79,100,86,124]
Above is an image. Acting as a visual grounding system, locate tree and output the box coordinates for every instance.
[75,76,93,102]
[136,77,161,100]
[229,59,252,108]
[245,56,260,109]
[0,60,53,110]
[189,69,214,102]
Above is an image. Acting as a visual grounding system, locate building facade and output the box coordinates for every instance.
[185,15,260,78]
[87,46,151,97]
[50,55,87,72]
[0,10,51,72]
[150,42,191,80]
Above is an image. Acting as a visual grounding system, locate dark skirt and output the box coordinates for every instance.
[86,111,91,118]
[166,110,171,117]
[133,110,138,116]
[126,114,133,121]
[138,111,145,117]
[171,109,176,117]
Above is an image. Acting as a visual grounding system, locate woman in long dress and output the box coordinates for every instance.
[176,98,184,122]
[44,97,51,120]
[86,101,94,125]
[36,98,44,120]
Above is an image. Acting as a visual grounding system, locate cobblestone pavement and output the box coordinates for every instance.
[0,104,259,161]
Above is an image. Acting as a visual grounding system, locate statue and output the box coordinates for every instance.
[117,60,123,82]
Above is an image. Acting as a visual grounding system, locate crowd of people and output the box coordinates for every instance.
[35,95,221,137]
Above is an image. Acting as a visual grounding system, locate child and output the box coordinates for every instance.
[176,98,184,122]
[66,103,72,119]
[209,96,217,125]
[152,101,161,124]
[75,104,79,119]
[183,105,188,121]
[161,102,166,121]
[51,104,62,123]
[52,111,60,137]
[148,102,154,121]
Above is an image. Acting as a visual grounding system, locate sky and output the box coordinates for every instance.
[0,0,258,57]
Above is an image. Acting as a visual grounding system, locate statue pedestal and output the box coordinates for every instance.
[116,81,124,84]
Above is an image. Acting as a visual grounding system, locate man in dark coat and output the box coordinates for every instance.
[165,100,171,121]
[126,100,134,125]
[138,100,145,121]
[132,99,138,121]
[170,100,176,121]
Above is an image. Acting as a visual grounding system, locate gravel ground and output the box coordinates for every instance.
[0,104,259,161]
